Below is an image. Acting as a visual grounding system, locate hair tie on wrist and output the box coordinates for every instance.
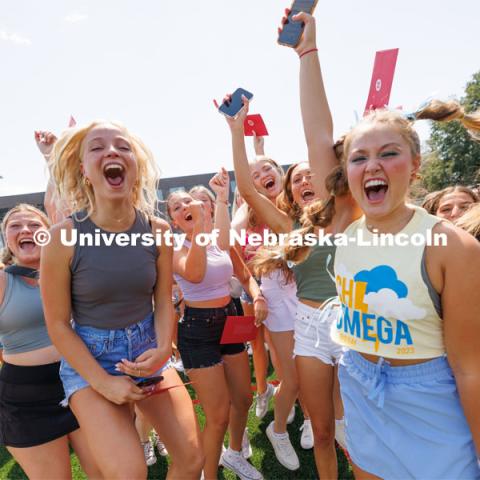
[299,48,318,59]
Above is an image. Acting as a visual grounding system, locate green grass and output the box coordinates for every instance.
[0,364,354,479]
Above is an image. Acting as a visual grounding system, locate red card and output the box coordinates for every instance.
[149,381,194,396]
[364,48,399,115]
[220,316,257,344]
[244,114,269,137]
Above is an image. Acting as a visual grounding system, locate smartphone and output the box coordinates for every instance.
[136,375,164,388]
[277,0,318,48]
[218,88,253,118]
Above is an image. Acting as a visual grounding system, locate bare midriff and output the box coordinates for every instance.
[3,345,61,366]
[184,294,231,309]
[359,352,438,366]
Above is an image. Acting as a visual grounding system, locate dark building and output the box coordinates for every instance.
[0,166,289,246]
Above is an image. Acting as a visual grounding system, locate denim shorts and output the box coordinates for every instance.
[339,350,480,479]
[60,313,171,403]
[177,300,245,370]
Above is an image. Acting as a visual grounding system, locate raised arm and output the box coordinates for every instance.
[291,12,338,200]
[209,167,231,250]
[35,130,70,223]
[224,98,293,234]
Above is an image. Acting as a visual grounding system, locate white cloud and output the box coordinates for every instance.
[364,289,426,322]
[64,12,88,23]
[0,30,31,46]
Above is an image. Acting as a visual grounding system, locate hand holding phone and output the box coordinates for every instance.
[218,88,253,118]
[278,0,318,48]
[136,375,164,388]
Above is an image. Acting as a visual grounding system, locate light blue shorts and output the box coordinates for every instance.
[339,350,480,479]
[60,313,172,403]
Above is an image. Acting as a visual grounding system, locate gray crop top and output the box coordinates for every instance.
[0,273,52,354]
[70,210,158,329]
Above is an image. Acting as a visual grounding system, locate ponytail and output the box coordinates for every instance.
[415,100,480,141]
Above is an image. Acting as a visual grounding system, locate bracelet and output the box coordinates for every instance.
[253,295,266,304]
[299,47,318,59]
[216,199,231,206]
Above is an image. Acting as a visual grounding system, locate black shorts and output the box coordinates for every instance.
[0,361,79,448]
[177,300,245,369]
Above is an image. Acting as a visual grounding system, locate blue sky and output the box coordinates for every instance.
[1,0,478,195]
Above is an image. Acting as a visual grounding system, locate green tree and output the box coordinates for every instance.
[421,71,480,191]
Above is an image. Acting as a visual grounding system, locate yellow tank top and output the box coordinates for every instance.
[331,206,444,359]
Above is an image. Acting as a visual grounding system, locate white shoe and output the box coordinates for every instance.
[255,383,274,419]
[266,421,300,471]
[335,418,347,450]
[242,428,253,459]
[141,440,157,466]
[300,419,314,449]
[287,404,296,425]
[220,447,263,480]
[152,432,168,457]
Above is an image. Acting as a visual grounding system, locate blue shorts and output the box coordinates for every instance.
[339,350,480,479]
[60,313,171,403]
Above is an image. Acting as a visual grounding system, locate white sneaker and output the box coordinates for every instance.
[266,421,300,471]
[335,418,347,450]
[152,432,168,457]
[287,403,296,425]
[255,383,274,419]
[220,447,263,480]
[141,440,157,466]
[242,428,253,459]
[300,419,314,449]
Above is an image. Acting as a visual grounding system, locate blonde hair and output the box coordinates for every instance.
[0,204,50,266]
[189,185,215,218]
[455,203,480,241]
[49,120,160,219]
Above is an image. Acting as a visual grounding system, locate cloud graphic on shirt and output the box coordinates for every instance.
[364,288,426,322]
[354,265,408,298]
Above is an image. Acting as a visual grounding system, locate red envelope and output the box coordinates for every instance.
[220,316,257,344]
[364,48,399,115]
[244,114,269,137]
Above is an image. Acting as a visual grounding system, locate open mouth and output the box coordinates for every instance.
[262,178,276,191]
[364,179,388,203]
[301,189,315,202]
[103,163,125,187]
[19,238,36,251]
[184,213,193,221]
